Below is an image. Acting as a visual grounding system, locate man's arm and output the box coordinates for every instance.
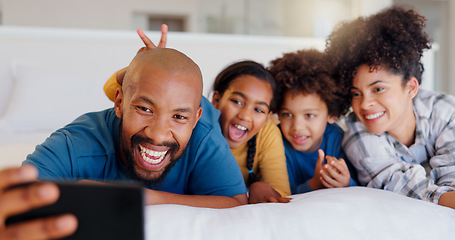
[0,165,77,240]
[145,190,247,208]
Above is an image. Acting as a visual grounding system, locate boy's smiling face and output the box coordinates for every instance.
[278,92,337,152]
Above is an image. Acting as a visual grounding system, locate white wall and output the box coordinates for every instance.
[2,0,202,31]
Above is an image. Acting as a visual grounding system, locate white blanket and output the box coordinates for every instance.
[145,187,455,240]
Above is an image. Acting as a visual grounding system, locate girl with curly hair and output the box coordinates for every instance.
[269,49,357,194]
[326,6,455,209]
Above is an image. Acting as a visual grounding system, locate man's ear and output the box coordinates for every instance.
[211,91,221,109]
[328,115,338,124]
[193,107,203,129]
[114,88,124,119]
[407,77,419,99]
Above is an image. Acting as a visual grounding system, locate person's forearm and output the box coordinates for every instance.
[145,189,247,208]
[438,191,455,209]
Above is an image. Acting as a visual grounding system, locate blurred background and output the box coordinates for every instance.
[0,0,453,94]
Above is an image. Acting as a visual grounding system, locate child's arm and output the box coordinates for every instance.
[248,182,291,204]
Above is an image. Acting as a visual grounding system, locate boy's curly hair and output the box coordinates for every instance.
[268,49,350,117]
[325,5,431,104]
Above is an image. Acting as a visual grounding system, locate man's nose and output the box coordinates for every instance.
[144,118,172,143]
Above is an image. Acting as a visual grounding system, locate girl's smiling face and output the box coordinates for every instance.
[212,75,273,149]
[350,64,418,144]
[279,92,337,152]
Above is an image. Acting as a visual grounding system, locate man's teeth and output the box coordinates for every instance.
[365,112,385,120]
[139,145,167,164]
[234,124,247,131]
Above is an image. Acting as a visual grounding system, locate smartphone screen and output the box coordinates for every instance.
[6,181,145,240]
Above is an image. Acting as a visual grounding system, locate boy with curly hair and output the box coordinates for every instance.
[326,6,455,209]
[269,49,357,194]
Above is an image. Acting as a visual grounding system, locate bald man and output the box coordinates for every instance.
[22,48,248,208]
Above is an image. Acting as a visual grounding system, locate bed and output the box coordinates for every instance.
[0,26,453,240]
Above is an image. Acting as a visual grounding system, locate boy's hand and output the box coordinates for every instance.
[320,156,351,188]
[248,182,291,204]
[308,149,326,190]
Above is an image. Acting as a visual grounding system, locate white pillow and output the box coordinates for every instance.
[3,60,113,133]
[144,187,455,240]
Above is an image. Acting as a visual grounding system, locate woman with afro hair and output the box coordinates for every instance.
[269,49,358,194]
[326,5,455,209]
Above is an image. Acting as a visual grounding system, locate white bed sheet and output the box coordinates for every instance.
[145,187,455,240]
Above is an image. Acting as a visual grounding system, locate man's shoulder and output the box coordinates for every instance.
[55,108,119,155]
[192,96,221,137]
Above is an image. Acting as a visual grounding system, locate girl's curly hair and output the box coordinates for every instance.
[268,49,350,117]
[325,5,431,104]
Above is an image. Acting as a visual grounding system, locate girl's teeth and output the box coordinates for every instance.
[235,124,247,131]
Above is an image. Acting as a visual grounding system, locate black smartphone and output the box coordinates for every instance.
[6,181,145,240]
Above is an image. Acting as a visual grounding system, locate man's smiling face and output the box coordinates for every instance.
[114,49,202,185]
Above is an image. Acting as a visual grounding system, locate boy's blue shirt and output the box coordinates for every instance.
[280,123,358,194]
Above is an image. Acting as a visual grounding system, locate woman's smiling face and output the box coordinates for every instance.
[350,64,418,141]
[212,75,273,149]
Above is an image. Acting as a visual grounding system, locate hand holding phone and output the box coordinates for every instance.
[0,165,78,240]
[5,180,145,240]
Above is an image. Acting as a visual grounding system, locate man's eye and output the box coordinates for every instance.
[137,106,152,113]
[174,115,188,121]
[305,113,315,118]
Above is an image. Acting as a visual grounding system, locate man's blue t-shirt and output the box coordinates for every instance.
[23,97,247,197]
[282,123,358,194]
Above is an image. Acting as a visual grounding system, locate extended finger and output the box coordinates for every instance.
[0,182,59,218]
[157,24,168,48]
[0,166,37,191]
[2,214,77,240]
[137,29,156,49]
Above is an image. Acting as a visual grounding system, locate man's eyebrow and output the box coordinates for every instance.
[232,91,270,109]
[139,96,193,113]
[138,96,156,106]
[174,107,193,114]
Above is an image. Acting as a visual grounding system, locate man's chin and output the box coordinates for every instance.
[134,166,165,182]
